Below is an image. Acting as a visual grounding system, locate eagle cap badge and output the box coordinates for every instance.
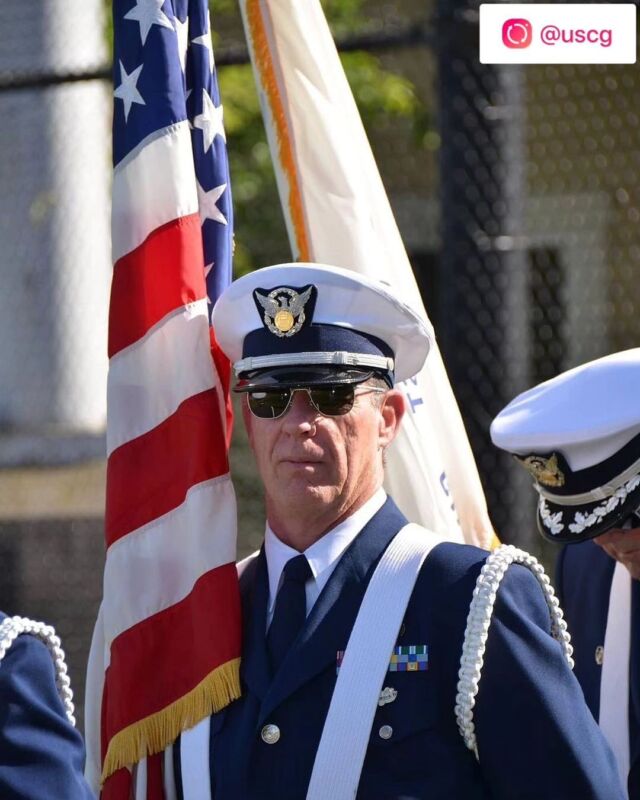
[514,452,566,487]
[253,284,316,337]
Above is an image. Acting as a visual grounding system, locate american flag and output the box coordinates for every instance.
[85,1,241,797]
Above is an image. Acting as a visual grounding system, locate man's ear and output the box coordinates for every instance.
[378,389,406,449]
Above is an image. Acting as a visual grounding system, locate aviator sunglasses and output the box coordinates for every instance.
[246,384,387,420]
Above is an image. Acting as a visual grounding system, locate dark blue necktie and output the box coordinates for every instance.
[267,554,312,673]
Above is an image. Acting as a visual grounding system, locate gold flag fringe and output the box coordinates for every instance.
[246,0,311,261]
[101,657,241,784]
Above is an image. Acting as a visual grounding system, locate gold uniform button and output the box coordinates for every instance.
[595,645,604,666]
[261,724,281,744]
[378,724,393,740]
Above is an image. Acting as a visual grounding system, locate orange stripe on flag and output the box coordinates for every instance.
[106,389,229,546]
[109,214,206,358]
[246,0,311,260]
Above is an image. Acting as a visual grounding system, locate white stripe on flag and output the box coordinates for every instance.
[84,602,105,794]
[107,300,217,456]
[163,744,179,800]
[134,759,147,799]
[112,121,199,263]
[179,717,213,800]
[102,476,237,650]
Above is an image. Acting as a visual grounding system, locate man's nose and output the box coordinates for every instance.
[281,390,319,432]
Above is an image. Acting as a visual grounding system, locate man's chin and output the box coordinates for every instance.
[275,478,338,506]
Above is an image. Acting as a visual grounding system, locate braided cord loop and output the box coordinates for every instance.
[455,545,573,758]
[0,615,76,725]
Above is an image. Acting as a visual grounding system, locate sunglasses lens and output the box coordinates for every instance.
[309,385,356,416]
[247,385,359,418]
[247,390,292,419]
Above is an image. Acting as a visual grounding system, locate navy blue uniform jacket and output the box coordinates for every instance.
[0,611,94,799]
[208,499,623,799]
[557,540,640,798]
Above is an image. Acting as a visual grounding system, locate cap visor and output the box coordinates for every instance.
[234,366,377,392]
[536,477,640,544]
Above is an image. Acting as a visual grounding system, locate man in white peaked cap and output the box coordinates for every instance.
[492,348,640,798]
[182,262,623,800]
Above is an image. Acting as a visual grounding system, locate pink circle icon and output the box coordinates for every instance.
[502,18,532,49]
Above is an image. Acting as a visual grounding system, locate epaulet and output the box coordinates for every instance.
[0,615,76,725]
[454,545,573,760]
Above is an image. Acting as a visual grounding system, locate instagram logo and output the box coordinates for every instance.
[502,18,532,48]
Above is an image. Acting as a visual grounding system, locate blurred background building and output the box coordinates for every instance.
[1,0,639,730]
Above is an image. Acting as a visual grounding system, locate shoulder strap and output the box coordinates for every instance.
[0,615,76,725]
[307,523,446,800]
[454,544,573,759]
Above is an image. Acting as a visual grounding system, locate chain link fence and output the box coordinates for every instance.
[1,0,640,728]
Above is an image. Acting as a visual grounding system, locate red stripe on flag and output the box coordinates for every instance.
[147,753,164,800]
[109,214,206,358]
[101,768,132,800]
[210,327,234,449]
[106,388,228,546]
[103,563,241,742]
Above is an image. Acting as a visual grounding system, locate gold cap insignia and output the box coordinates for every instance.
[514,453,565,487]
[254,285,314,338]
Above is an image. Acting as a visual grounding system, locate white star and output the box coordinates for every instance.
[174,15,189,74]
[192,89,226,152]
[197,182,228,226]
[192,11,215,72]
[114,61,145,123]
[124,0,173,46]
[192,32,215,73]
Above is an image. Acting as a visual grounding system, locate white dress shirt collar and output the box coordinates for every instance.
[264,488,387,620]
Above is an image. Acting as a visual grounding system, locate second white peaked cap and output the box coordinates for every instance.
[491,349,640,469]
[491,348,640,543]
[212,262,433,386]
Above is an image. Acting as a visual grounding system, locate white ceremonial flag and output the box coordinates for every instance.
[239,0,495,548]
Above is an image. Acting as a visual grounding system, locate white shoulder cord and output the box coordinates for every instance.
[455,545,573,758]
[0,615,76,725]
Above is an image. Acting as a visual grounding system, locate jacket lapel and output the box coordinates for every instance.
[239,547,271,702]
[258,497,407,724]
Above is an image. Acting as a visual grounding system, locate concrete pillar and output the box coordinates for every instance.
[0,0,110,440]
